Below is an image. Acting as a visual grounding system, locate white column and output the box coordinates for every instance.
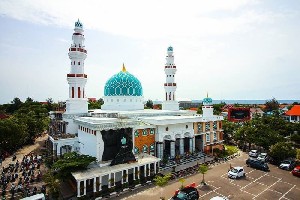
[144,165,146,177]
[179,138,184,155]
[77,181,81,197]
[154,162,157,174]
[126,169,129,182]
[93,177,96,192]
[108,173,111,188]
[133,167,136,180]
[193,137,196,152]
[137,166,140,179]
[170,141,175,158]
[83,179,86,196]
[156,143,162,159]
[121,171,124,184]
[189,138,193,153]
[99,176,102,191]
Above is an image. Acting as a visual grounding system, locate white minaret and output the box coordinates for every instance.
[202,94,214,117]
[65,19,88,114]
[162,46,179,111]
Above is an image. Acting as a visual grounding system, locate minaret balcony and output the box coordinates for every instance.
[165,66,176,69]
[164,83,176,86]
[67,74,87,78]
[69,47,87,54]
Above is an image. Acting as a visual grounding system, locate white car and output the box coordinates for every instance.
[257,153,268,162]
[228,166,245,179]
[249,150,258,157]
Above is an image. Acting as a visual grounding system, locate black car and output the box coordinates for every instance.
[170,186,199,200]
[246,158,269,171]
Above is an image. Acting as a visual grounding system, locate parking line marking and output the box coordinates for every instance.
[254,177,282,199]
[279,184,296,200]
[240,173,268,190]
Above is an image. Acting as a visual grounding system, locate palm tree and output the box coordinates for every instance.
[198,164,208,185]
[153,173,171,200]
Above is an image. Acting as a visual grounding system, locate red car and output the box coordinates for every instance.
[291,166,300,177]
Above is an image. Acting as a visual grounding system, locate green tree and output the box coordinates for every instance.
[145,99,153,109]
[264,98,279,112]
[153,173,171,200]
[51,152,96,179]
[88,98,104,109]
[198,164,208,185]
[0,117,28,153]
[213,102,226,115]
[6,97,23,114]
[43,171,60,198]
[269,142,296,163]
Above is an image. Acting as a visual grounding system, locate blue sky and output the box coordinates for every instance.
[0,0,299,104]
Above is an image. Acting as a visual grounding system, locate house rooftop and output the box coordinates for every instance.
[285,105,300,116]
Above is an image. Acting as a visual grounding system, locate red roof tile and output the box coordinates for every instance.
[285,105,300,116]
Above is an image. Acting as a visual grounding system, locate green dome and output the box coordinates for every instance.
[104,66,143,96]
[203,97,213,105]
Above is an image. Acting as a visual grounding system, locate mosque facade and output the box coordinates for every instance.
[48,20,224,197]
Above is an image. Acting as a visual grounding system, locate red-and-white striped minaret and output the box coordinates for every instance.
[65,19,88,114]
[162,46,179,110]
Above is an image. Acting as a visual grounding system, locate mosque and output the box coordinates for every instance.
[48,20,224,197]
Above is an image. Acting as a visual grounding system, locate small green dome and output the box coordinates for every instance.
[203,97,213,105]
[104,66,143,96]
[167,46,173,51]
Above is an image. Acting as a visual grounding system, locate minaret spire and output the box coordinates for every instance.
[122,63,127,72]
[162,46,179,111]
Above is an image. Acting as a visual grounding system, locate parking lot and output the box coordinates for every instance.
[198,154,300,200]
[121,151,300,200]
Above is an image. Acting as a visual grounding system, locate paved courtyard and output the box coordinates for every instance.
[120,152,300,200]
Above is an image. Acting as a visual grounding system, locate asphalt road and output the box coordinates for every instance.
[118,152,300,200]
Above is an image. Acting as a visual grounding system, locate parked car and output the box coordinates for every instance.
[171,183,199,200]
[257,153,268,162]
[228,166,245,179]
[279,160,296,170]
[249,150,258,157]
[291,166,300,177]
[246,158,269,171]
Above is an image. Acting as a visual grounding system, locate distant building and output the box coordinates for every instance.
[227,107,251,122]
[250,108,264,119]
[285,105,300,123]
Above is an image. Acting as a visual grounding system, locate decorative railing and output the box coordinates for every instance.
[67,74,87,78]
[69,47,87,53]
[165,66,176,68]
[164,83,177,86]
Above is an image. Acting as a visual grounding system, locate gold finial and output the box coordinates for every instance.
[122,63,127,72]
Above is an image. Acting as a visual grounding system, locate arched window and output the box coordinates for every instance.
[134,147,139,154]
[134,130,139,137]
[142,129,147,136]
[150,128,155,135]
[143,145,148,153]
[166,127,169,131]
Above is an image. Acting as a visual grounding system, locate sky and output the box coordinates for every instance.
[0,0,299,104]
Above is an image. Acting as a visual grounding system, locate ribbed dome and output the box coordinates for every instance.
[104,66,143,97]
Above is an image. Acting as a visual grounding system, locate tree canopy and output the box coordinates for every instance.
[0,97,51,153]
[269,142,296,163]
[264,98,279,112]
[145,99,154,109]
[88,98,104,109]
[51,152,96,179]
